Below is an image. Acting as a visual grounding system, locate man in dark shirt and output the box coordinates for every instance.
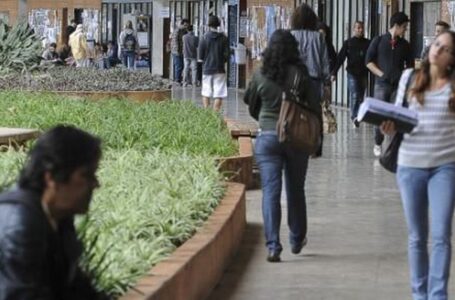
[332,21,370,128]
[182,25,199,87]
[365,11,412,156]
[0,125,106,300]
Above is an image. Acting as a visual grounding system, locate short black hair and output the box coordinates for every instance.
[389,12,409,28]
[208,15,220,28]
[181,18,189,25]
[436,21,450,29]
[187,25,194,32]
[19,125,102,194]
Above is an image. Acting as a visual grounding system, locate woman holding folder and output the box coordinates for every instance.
[381,31,455,300]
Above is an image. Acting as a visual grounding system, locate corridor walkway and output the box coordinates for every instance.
[173,87,455,300]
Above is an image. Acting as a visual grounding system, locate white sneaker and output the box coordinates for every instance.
[373,145,381,157]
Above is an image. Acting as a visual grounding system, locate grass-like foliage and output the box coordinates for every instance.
[0,92,237,157]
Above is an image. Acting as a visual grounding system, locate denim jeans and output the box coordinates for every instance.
[172,54,184,82]
[183,58,198,85]
[122,51,135,70]
[373,81,397,146]
[347,73,367,121]
[397,163,455,300]
[254,131,310,253]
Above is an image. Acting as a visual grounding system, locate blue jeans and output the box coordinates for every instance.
[254,131,310,253]
[373,81,396,146]
[172,54,184,82]
[347,74,367,121]
[122,51,135,70]
[397,163,455,300]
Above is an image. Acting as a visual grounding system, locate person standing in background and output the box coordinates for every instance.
[198,16,229,112]
[171,19,190,84]
[182,25,199,87]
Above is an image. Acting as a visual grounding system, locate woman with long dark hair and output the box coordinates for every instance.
[381,31,455,299]
[244,29,322,262]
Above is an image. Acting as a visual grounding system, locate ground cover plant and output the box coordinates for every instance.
[0,92,238,298]
[0,67,172,91]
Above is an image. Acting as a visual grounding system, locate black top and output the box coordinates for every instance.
[198,31,229,75]
[332,36,370,77]
[365,32,413,86]
[0,188,106,300]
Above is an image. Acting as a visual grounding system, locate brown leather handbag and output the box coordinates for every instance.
[276,71,321,154]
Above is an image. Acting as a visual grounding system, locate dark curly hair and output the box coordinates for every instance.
[261,29,303,87]
[290,3,319,31]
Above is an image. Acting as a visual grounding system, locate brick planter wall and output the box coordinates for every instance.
[120,182,246,300]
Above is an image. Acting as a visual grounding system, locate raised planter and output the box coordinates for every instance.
[217,136,253,189]
[120,182,246,300]
[54,90,172,103]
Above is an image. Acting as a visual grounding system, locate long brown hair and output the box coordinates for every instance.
[409,31,455,112]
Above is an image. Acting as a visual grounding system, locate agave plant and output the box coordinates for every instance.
[0,20,43,75]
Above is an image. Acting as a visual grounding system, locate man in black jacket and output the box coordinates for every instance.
[198,15,229,112]
[332,21,370,128]
[0,125,106,300]
[365,12,413,156]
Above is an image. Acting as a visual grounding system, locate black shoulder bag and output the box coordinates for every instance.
[379,70,415,173]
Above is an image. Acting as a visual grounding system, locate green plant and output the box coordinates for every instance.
[0,92,238,157]
[0,21,43,75]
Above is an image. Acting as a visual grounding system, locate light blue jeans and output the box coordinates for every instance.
[397,162,455,300]
[254,131,309,253]
[347,73,366,121]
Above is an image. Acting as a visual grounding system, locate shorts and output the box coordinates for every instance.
[201,73,227,98]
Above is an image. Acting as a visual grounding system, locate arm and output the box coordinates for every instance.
[365,36,383,77]
[223,35,230,63]
[331,40,348,78]
[405,42,414,68]
[319,34,330,80]
[197,37,206,62]
[243,72,261,120]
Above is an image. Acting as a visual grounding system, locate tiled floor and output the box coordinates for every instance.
[173,86,455,300]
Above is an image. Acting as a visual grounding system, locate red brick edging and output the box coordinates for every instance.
[217,137,253,188]
[54,90,172,102]
[120,182,246,300]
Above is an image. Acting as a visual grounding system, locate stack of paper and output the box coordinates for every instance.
[357,97,418,133]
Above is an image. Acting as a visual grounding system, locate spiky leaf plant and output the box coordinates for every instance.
[0,20,43,74]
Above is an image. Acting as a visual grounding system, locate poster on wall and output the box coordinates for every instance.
[29,9,59,47]
[0,12,9,25]
[82,9,99,42]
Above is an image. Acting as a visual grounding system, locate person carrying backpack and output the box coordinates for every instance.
[118,21,138,70]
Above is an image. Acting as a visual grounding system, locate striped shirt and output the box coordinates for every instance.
[396,69,455,168]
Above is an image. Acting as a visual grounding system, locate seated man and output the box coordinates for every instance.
[0,125,107,300]
[42,42,62,65]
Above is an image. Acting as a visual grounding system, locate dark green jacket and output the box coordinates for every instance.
[244,65,322,129]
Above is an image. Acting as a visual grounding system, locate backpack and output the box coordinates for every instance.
[276,69,322,154]
[124,33,137,51]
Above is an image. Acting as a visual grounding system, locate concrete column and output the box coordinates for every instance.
[152,0,167,76]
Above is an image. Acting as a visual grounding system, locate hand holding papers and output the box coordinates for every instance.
[358,97,418,133]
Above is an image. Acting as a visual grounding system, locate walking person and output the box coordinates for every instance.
[381,30,455,300]
[171,19,189,84]
[182,25,199,87]
[0,125,107,300]
[244,29,322,262]
[118,21,138,70]
[421,21,450,59]
[290,4,330,109]
[68,24,88,68]
[198,15,229,112]
[332,21,370,127]
[365,12,413,156]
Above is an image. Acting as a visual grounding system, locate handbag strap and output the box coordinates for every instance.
[283,69,301,102]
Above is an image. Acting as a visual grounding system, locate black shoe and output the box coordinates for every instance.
[267,250,281,262]
[352,118,360,128]
[291,237,307,254]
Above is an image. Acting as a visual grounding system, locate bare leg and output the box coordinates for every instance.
[203,97,211,109]
[213,98,223,112]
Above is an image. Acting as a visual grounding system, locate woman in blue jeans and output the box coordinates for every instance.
[244,29,322,263]
[381,31,455,299]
